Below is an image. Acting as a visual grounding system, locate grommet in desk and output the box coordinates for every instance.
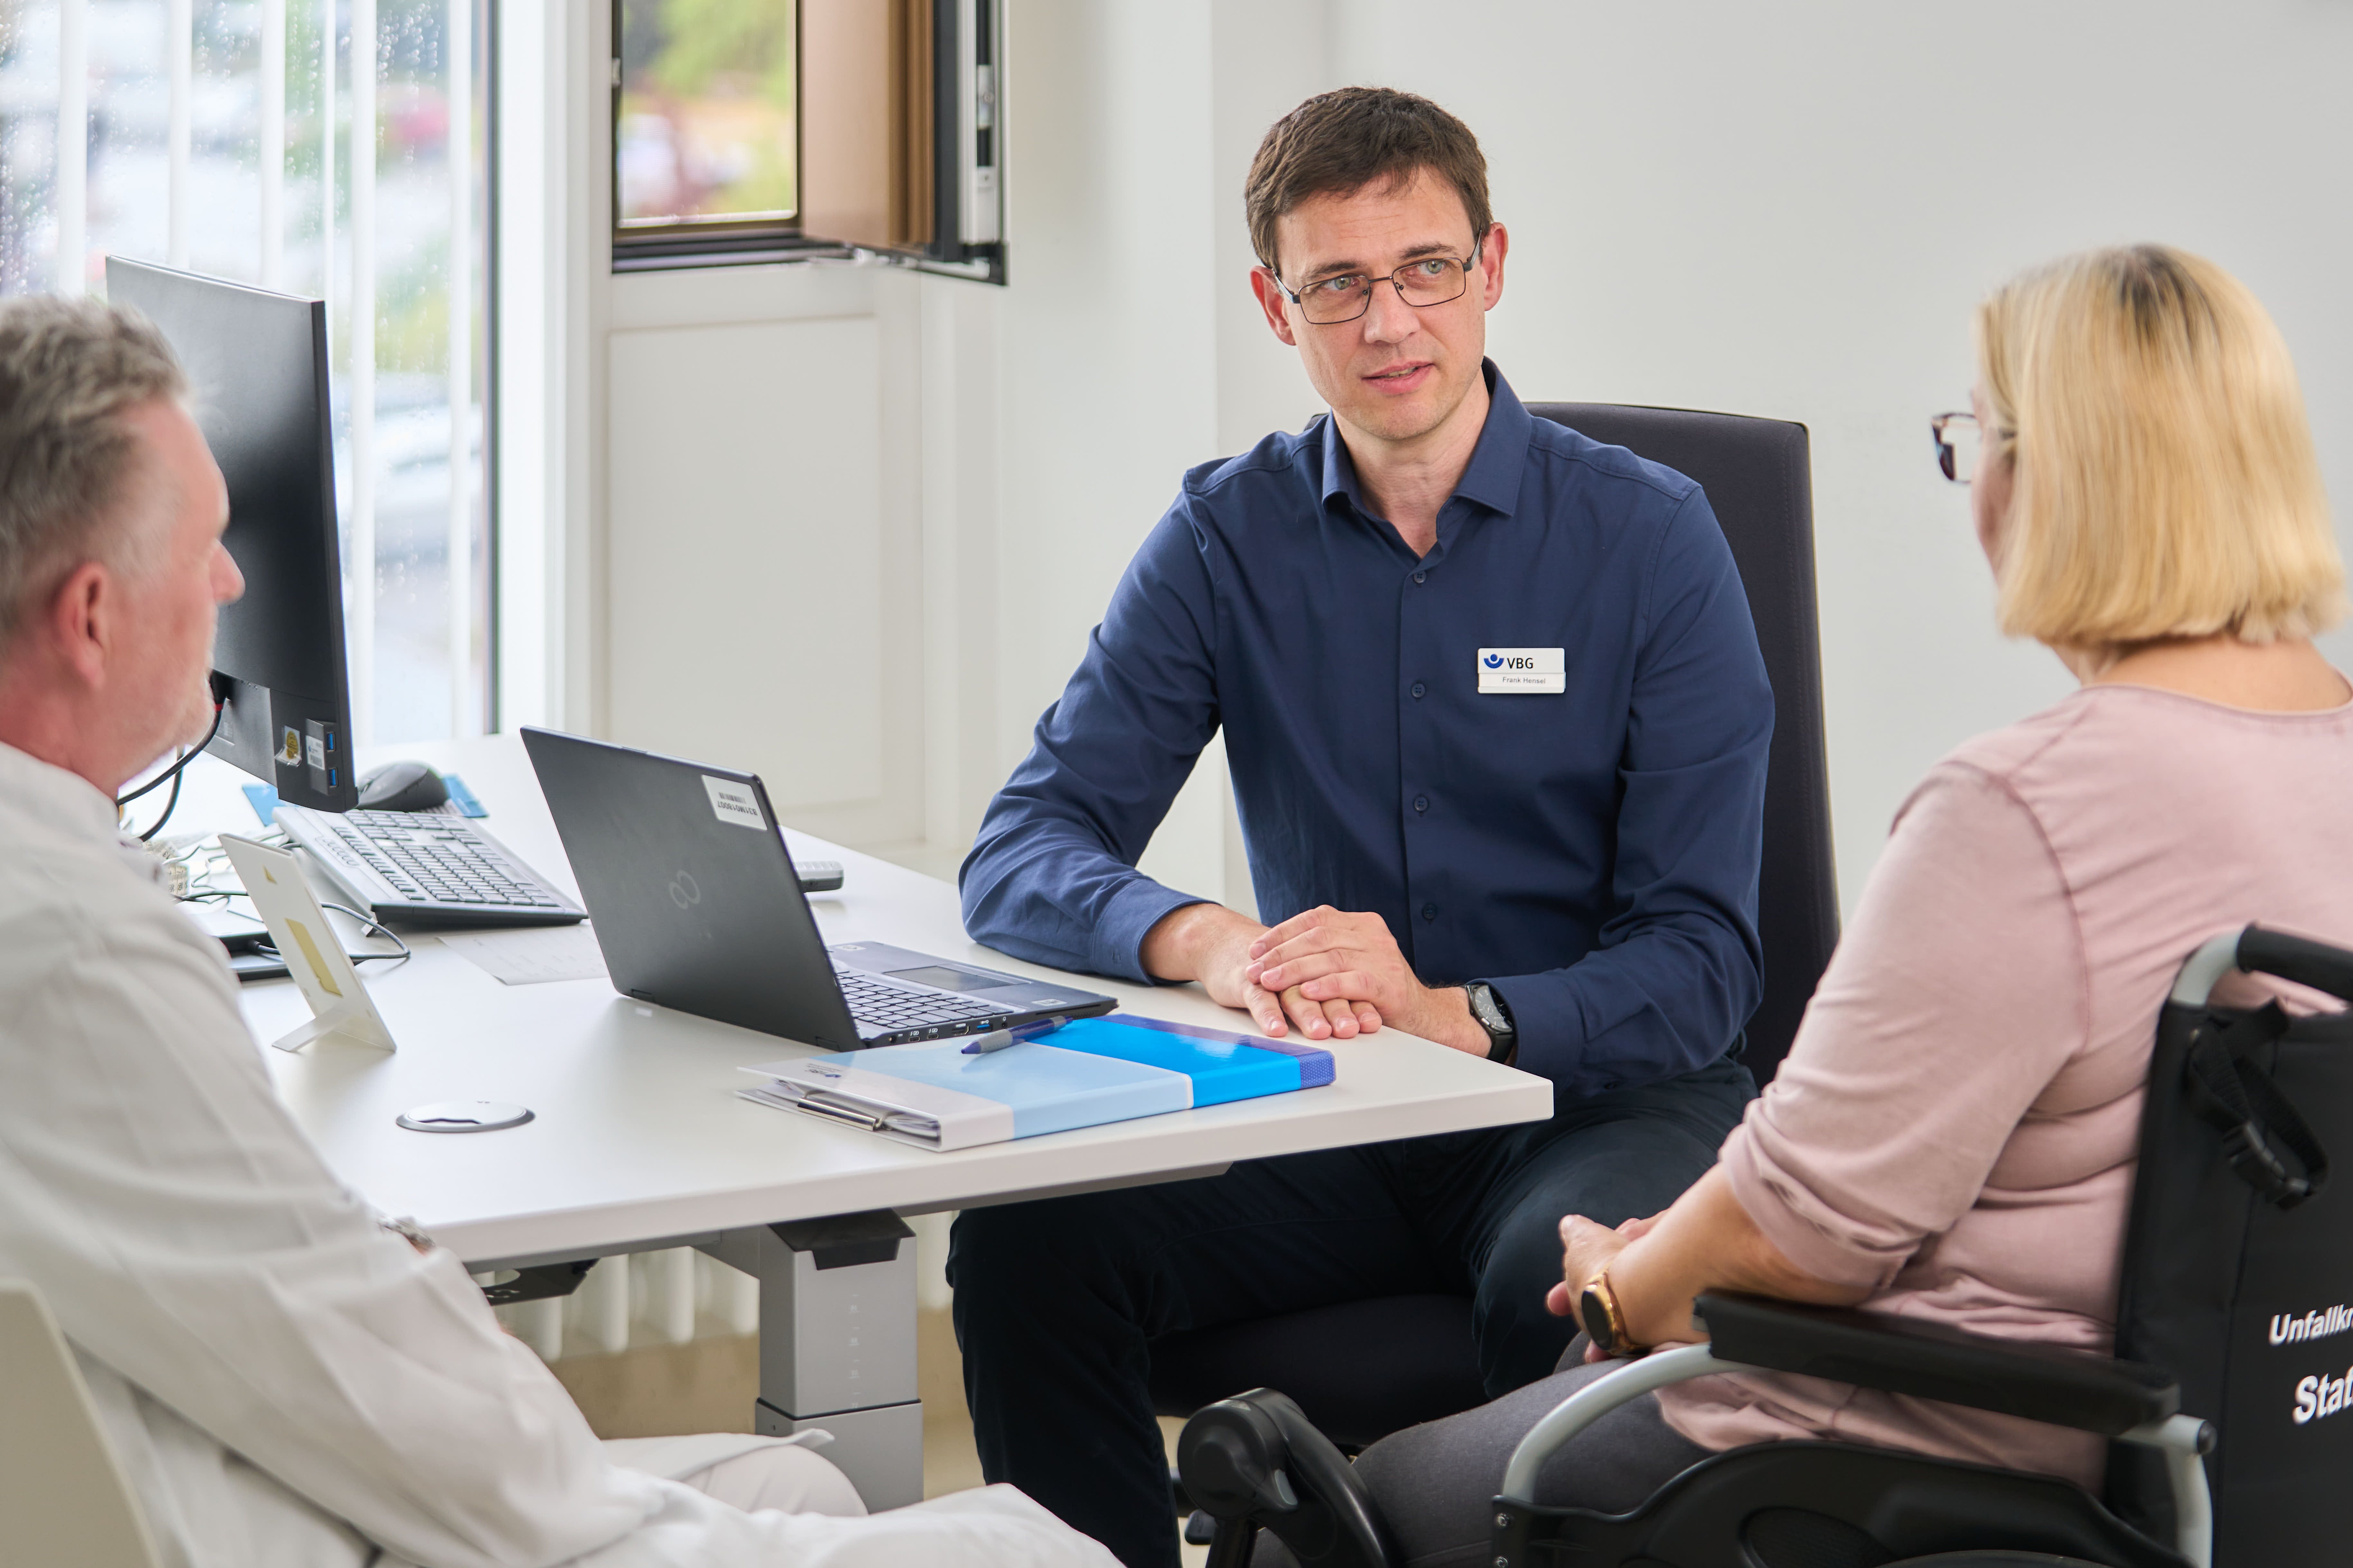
[398,1100,536,1133]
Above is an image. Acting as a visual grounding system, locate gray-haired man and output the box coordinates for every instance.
[0,296,1114,1567]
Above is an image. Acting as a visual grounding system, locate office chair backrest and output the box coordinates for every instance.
[0,1279,161,1568]
[1527,405,1838,1088]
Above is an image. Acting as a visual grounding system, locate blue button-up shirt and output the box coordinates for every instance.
[960,365,1771,1099]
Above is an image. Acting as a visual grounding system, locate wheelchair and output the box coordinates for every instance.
[1176,925,2353,1568]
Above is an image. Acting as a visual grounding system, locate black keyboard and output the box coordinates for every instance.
[838,969,1009,1035]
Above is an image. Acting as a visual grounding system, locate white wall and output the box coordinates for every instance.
[991,2,1239,907]
[601,265,933,848]
[570,0,2353,928]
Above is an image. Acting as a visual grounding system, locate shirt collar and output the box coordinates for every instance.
[0,739,123,844]
[0,741,179,892]
[1317,359,1532,523]
[1454,362,1532,518]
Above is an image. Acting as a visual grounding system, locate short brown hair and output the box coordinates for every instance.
[1976,244,2343,651]
[0,296,186,644]
[1245,87,1492,278]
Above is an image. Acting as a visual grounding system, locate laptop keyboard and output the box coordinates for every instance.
[838,969,1007,1035]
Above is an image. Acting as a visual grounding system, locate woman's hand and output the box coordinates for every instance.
[1548,1211,1663,1361]
[1540,1171,1870,1360]
[1544,1211,1656,1318]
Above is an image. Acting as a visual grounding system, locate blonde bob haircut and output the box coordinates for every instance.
[1975,243,2344,651]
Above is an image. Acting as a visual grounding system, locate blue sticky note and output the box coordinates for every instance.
[442,774,487,817]
[240,782,280,825]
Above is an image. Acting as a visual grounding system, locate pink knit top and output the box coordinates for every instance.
[1656,683,2353,1485]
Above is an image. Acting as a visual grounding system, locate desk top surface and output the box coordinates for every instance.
[175,734,1552,1266]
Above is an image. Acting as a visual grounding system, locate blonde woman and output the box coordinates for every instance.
[1344,244,2353,1559]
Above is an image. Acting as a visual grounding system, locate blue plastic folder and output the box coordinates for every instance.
[737,1016,1335,1151]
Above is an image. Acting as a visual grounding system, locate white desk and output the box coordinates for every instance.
[173,734,1551,1505]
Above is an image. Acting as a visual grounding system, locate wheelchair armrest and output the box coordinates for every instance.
[1694,1292,2178,1436]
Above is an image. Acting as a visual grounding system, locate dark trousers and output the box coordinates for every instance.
[947,1055,1755,1568]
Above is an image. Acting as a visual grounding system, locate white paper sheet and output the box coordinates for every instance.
[437,924,608,985]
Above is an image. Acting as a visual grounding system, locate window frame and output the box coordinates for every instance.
[608,0,835,271]
[12,0,503,743]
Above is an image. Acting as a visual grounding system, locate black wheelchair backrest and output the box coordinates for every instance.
[2113,924,2353,1564]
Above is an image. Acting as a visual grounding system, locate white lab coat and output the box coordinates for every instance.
[0,742,1114,1568]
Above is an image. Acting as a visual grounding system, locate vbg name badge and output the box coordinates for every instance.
[1477,647,1565,694]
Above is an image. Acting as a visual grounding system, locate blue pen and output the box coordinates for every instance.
[961,1015,1071,1054]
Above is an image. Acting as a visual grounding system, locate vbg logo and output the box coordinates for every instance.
[1483,653,1503,669]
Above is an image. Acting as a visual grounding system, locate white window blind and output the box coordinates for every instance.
[0,0,493,746]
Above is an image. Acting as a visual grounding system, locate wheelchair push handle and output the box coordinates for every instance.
[2236,927,2353,1006]
[2171,925,2353,1009]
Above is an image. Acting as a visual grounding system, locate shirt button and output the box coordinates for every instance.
[1412,571,1426,585]
[1413,795,1428,813]
[1421,903,1438,922]
[1410,682,1425,699]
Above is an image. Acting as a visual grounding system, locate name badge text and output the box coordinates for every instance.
[1477,647,1566,694]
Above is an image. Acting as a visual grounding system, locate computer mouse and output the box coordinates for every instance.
[357,759,449,812]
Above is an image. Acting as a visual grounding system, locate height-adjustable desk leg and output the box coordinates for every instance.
[701,1213,922,1510]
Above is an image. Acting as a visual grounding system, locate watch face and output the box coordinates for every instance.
[1578,1287,1615,1351]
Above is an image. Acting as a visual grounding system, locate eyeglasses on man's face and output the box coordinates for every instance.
[1930,411,1983,485]
[1277,239,1484,325]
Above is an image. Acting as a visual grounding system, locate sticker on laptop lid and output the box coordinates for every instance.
[1477,648,1565,694]
[703,775,768,830]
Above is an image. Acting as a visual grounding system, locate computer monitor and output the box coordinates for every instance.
[106,258,358,812]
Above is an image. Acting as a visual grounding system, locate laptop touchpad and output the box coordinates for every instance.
[886,963,1023,994]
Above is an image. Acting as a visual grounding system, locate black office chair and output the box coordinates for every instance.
[1180,925,2353,1568]
[1149,404,1841,1452]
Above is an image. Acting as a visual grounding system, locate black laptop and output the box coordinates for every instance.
[521,728,1117,1051]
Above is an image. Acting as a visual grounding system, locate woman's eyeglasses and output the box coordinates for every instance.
[1930,412,1982,485]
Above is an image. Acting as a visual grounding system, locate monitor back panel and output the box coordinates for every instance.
[107,259,356,811]
[522,728,865,1051]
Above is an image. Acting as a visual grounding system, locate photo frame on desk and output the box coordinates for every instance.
[217,834,397,1053]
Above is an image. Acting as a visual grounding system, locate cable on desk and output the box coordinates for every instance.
[247,905,411,971]
[319,903,412,969]
[174,834,407,969]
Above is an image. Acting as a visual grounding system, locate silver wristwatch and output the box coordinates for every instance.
[1462,981,1518,1063]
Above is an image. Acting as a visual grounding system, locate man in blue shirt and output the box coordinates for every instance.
[950,88,1770,1568]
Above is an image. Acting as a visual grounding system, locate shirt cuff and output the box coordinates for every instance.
[1719,1116,1903,1292]
[1475,973,1583,1086]
[1091,877,1211,985]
